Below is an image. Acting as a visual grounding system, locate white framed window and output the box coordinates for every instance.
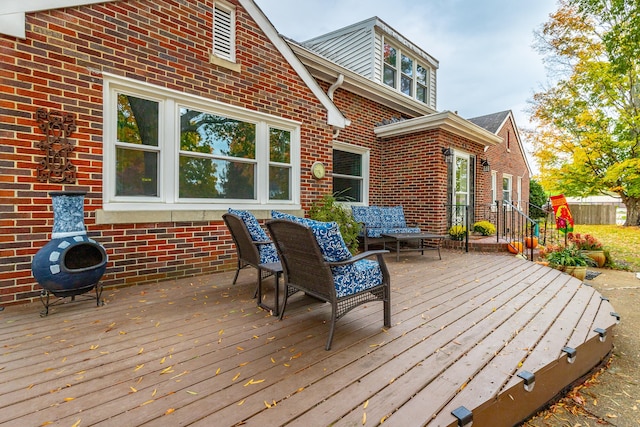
[491,170,497,207]
[103,74,300,211]
[332,142,369,205]
[382,39,430,104]
[503,174,512,204]
[213,2,236,62]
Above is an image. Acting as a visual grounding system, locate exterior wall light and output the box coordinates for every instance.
[441,147,453,164]
[481,158,490,172]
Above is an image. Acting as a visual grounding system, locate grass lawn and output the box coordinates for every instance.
[573,224,640,272]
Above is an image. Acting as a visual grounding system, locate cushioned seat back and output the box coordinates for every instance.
[380,206,407,228]
[267,219,335,300]
[271,211,352,263]
[223,213,260,266]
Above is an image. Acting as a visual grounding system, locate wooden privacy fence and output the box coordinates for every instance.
[567,203,618,225]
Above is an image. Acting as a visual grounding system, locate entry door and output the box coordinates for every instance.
[451,152,471,226]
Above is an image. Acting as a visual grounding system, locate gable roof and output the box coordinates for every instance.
[1,0,349,129]
[469,110,533,175]
[467,110,511,134]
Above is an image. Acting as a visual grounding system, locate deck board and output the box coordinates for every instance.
[0,251,616,426]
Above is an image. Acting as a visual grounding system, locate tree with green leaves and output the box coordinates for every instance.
[530,0,640,226]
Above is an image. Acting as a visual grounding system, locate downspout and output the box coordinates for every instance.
[328,74,344,139]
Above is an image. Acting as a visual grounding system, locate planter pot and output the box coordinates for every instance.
[558,265,587,281]
[583,250,606,268]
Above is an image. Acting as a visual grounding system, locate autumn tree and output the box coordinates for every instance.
[530,0,640,225]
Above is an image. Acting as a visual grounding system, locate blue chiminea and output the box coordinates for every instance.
[31,191,107,316]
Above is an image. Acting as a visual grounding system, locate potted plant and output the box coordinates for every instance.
[472,220,496,236]
[309,193,362,254]
[448,225,467,241]
[568,233,605,267]
[545,245,595,280]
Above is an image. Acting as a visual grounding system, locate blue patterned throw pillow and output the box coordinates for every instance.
[228,209,269,242]
[271,211,352,262]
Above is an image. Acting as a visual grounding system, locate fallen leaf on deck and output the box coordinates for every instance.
[40,422,53,426]
[152,388,157,397]
[264,401,272,408]
[362,412,366,424]
[134,364,144,371]
[140,400,154,406]
[130,387,137,393]
[271,357,275,364]
[71,420,81,427]
[215,367,221,375]
[232,372,240,381]
[90,345,99,350]
[363,400,369,409]
[64,397,75,402]
[290,352,302,360]
[164,408,175,415]
[186,390,198,395]
[160,366,174,375]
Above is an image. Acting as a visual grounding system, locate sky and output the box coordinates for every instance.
[254,0,559,131]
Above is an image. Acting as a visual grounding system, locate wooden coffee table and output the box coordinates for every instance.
[381,232,445,261]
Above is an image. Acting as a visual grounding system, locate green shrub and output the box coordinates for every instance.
[448,225,467,241]
[473,220,496,236]
[308,194,362,254]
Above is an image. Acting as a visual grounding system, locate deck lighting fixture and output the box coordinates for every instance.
[441,147,453,164]
[481,158,490,172]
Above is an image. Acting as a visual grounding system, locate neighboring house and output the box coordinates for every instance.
[0,2,530,305]
[468,110,532,210]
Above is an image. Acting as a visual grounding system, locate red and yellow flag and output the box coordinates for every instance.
[550,194,574,233]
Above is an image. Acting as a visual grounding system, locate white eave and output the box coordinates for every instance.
[0,0,115,38]
[2,0,349,130]
[239,0,348,129]
[289,41,437,118]
[374,111,503,146]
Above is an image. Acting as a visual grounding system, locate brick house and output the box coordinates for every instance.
[1,1,530,305]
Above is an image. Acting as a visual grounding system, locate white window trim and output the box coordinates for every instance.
[382,37,430,105]
[517,176,522,208]
[102,73,301,212]
[502,173,513,205]
[491,170,497,211]
[332,141,369,206]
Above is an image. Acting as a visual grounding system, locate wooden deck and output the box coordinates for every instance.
[0,251,617,426]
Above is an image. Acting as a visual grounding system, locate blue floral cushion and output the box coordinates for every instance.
[332,259,383,298]
[228,209,269,242]
[381,206,407,228]
[228,209,279,264]
[352,206,383,229]
[271,211,352,263]
[259,244,279,264]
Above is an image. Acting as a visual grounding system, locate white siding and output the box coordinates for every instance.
[304,26,375,79]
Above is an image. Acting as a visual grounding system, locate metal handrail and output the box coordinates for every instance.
[498,200,537,261]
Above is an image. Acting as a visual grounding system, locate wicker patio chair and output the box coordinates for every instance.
[222,212,279,289]
[266,218,391,350]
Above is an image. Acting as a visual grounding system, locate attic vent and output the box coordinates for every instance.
[213,5,235,62]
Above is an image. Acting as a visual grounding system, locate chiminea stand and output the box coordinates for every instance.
[39,284,105,317]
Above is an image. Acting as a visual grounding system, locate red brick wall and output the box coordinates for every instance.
[485,116,531,209]
[0,0,333,305]
[328,87,490,234]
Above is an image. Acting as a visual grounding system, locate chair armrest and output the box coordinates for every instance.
[327,250,389,266]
